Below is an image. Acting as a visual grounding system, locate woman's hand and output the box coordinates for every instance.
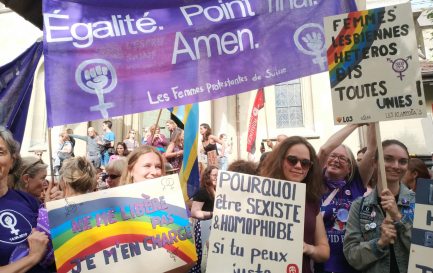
[303,242,315,256]
[378,218,397,247]
[380,189,401,221]
[44,180,64,203]
[27,229,49,262]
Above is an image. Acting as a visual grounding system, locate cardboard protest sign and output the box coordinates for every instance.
[408,178,433,273]
[207,171,306,273]
[46,174,196,273]
[42,0,356,127]
[324,3,426,124]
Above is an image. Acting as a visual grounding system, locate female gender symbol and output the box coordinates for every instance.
[75,59,117,118]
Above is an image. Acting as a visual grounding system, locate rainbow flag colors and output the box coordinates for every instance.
[46,174,197,273]
[324,3,426,124]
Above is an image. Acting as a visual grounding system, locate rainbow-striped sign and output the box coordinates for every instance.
[46,174,196,273]
[324,3,426,124]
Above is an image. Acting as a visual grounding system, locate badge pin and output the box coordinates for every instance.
[402,198,408,205]
[365,223,371,231]
[370,222,377,229]
[345,190,351,196]
[371,211,376,218]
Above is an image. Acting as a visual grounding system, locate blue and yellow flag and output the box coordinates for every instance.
[170,104,200,200]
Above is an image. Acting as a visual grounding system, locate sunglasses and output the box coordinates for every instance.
[285,155,312,170]
[108,174,120,179]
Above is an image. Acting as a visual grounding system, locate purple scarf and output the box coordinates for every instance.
[324,172,347,190]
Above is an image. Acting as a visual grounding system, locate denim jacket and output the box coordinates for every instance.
[343,184,415,273]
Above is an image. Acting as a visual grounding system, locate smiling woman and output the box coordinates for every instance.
[344,140,415,273]
[120,145,166,184]
[316,123,376,273]
[0,126,50,273]
[260,136,328,273]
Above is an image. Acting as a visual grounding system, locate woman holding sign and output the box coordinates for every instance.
[260,136,329,273]
[343,140,414,273]
[316,124,376,273]
[119,146,194,273]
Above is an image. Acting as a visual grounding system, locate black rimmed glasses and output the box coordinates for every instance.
[285,155,312,170]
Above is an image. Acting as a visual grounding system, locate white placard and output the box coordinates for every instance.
[324,3,426,124]
[408,178,433,272]
[207,171,306,273]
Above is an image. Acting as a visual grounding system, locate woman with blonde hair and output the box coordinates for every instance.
[105,158,127,188]
[123,129,139,152]
[60,157,97,196]
[121,145,166,184]
[316,124,376,273]
[119,146,192,273]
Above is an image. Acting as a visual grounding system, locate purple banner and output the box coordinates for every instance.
[1,42,43,144]
[43,0,356,127]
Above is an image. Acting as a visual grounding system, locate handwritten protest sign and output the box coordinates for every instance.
[46,174,196,273]
[42,0,356,127]
[207,171,306,273]
[324,3,426,124]
[408,178,433,273]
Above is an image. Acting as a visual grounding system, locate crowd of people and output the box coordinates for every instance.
[0,120,430,273]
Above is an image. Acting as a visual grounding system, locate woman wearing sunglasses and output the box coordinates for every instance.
[260,136,328,273]
[315,124,376,273]
[105,158,126,188]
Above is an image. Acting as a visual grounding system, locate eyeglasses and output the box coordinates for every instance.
[107,174,120,179]
[328,153,350,164]
[285,155,312,170]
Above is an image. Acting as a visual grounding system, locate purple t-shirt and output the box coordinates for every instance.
[0,189,48,273]
[319,170,365,273]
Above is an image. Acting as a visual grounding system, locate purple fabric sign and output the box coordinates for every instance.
[43,0,356,127]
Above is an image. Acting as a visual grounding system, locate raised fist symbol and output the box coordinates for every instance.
[302,32,323,52]
[84,65,109,90]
